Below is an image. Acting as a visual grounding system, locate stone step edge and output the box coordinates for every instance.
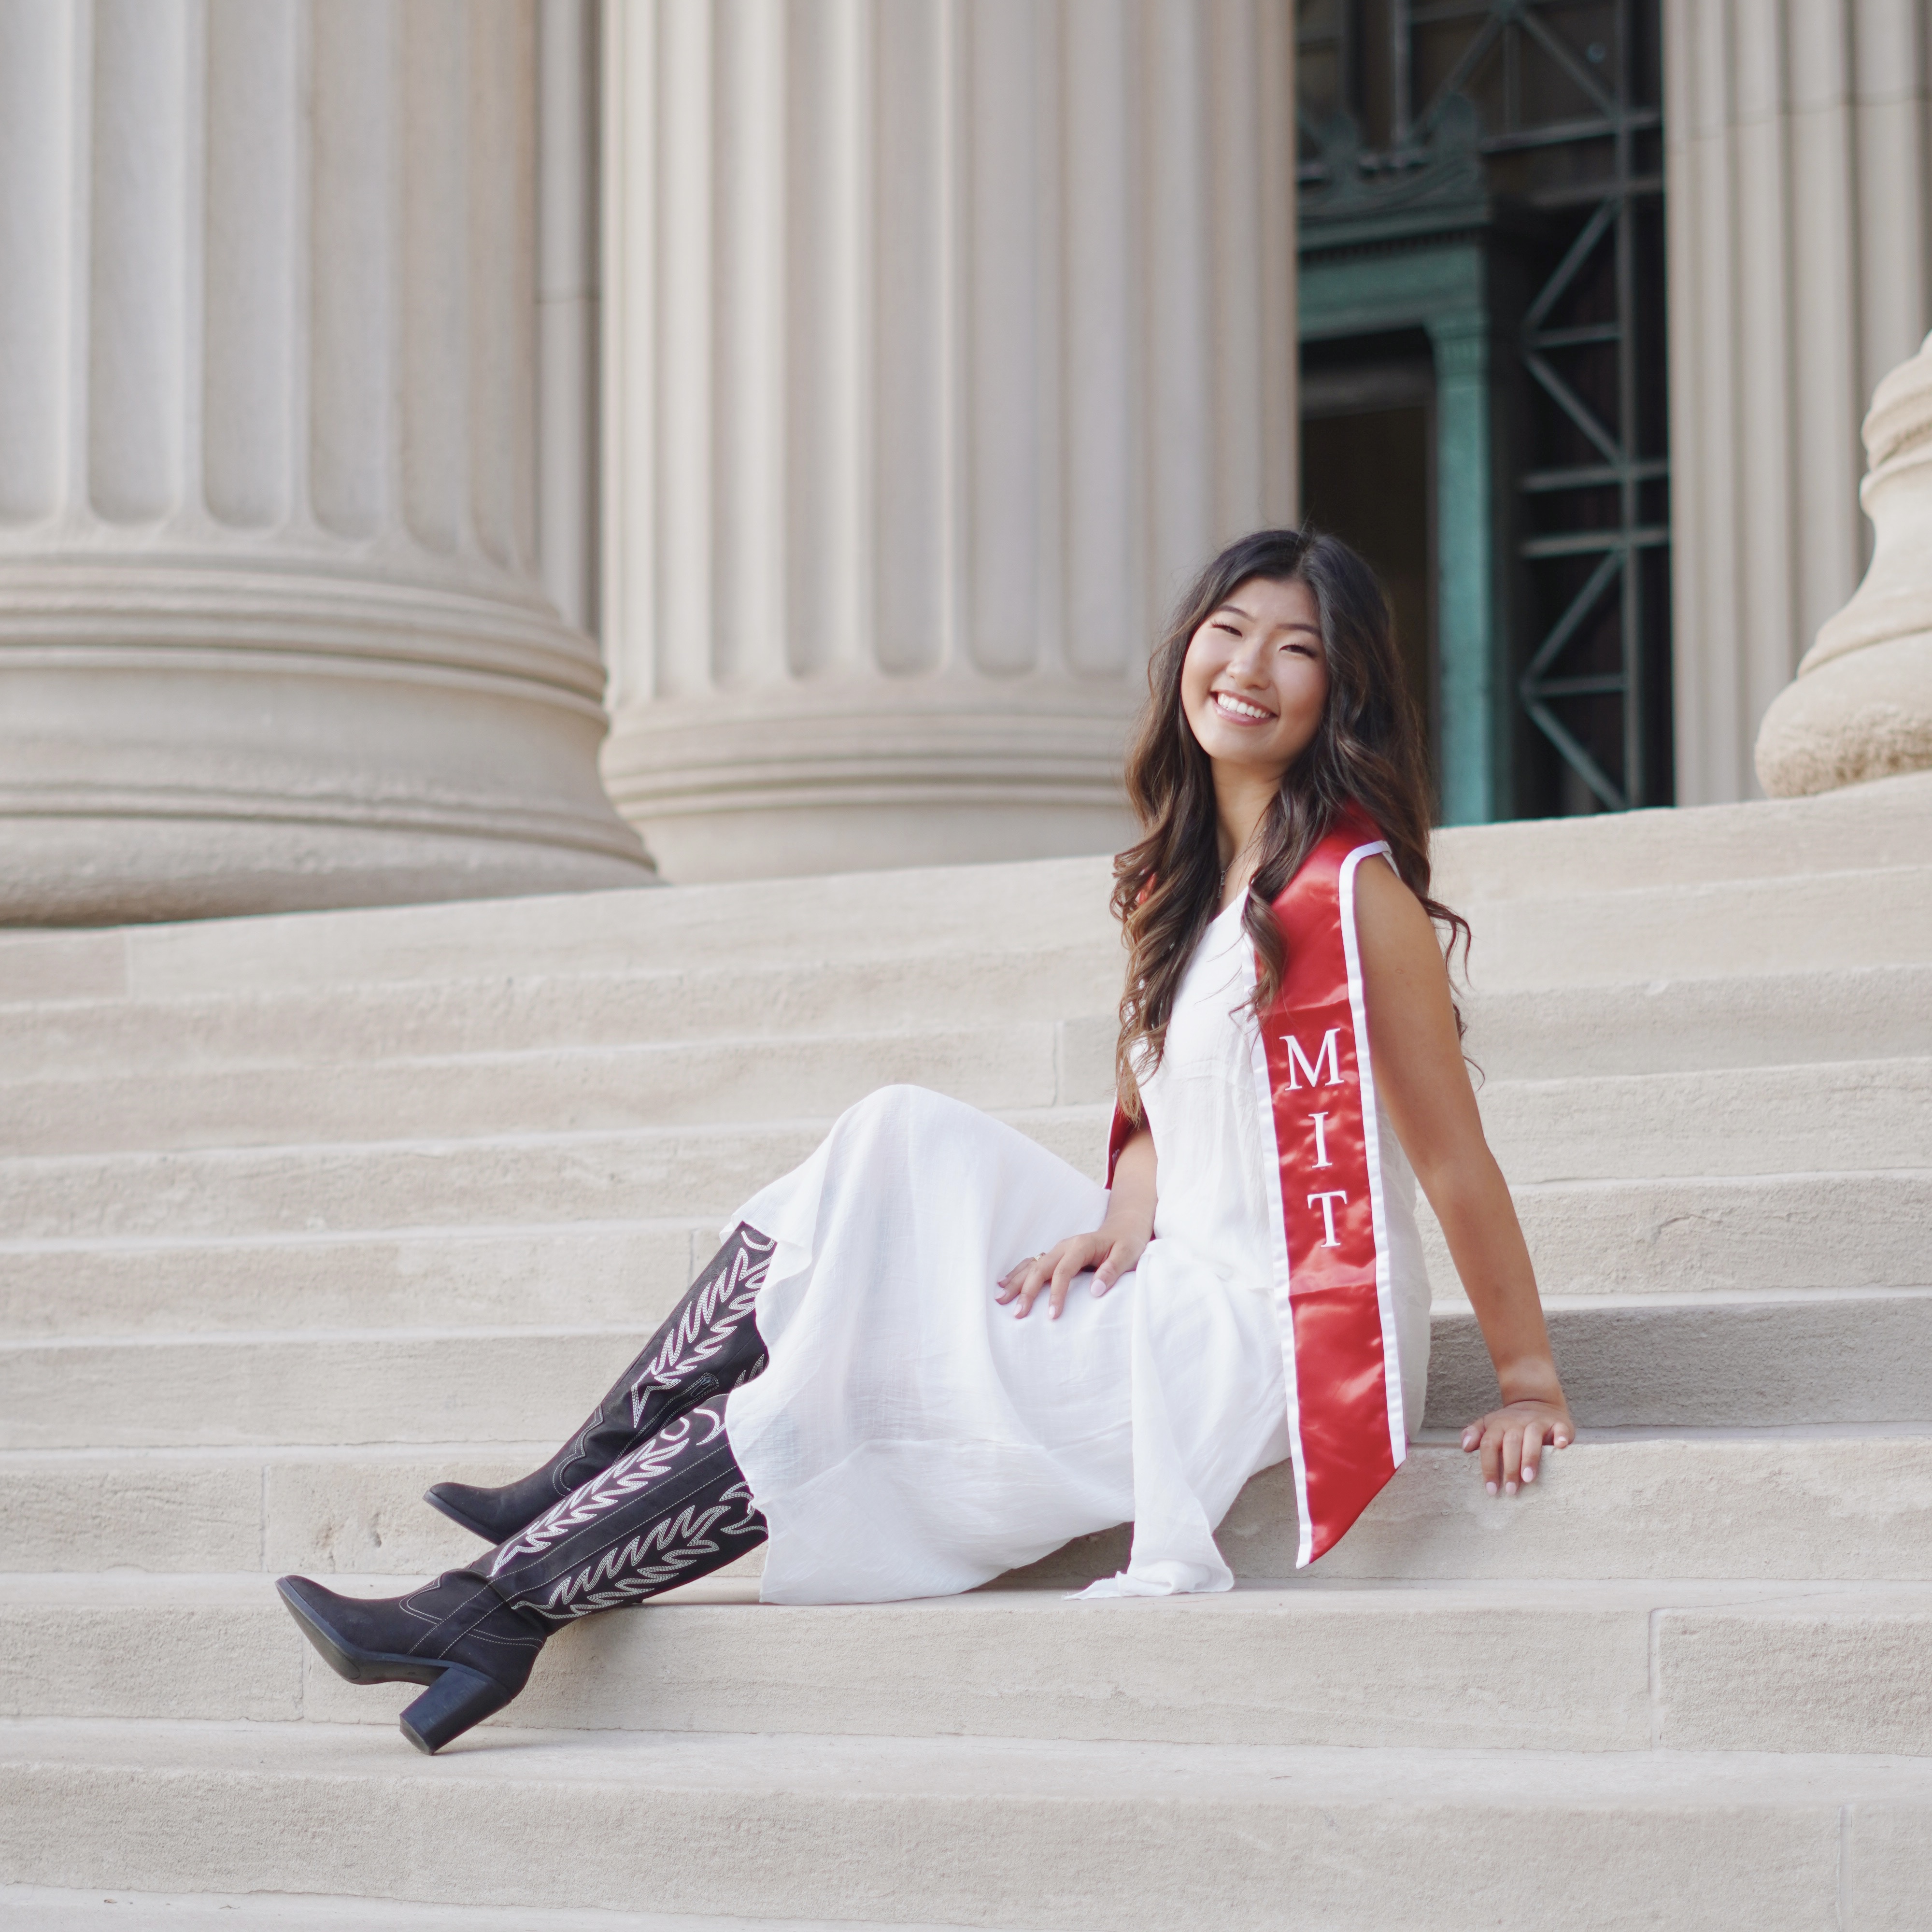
[0,1885,976,1932]
[8,1711,1932,1786]
[2,805,1920,997]
[11,1419,1932,1464]
[11,1708,1932,1932]
[6,952,1928,1040]
[9,1284,1932,1352]
[8,1716,1929,1929]
[10,1570,1930,1608]
[0,1103,1105,1173]
[11,1574,1932,1758]
[0,1213,716,1258]
[0,1023,1084,1087]
[9,1050,1931,1110]
[3,1104,1927,1182]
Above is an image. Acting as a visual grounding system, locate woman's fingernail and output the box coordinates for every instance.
[1505,1481,1518,1496]
[1522,1465,1536,1483]
[1486,1481,1498,1495]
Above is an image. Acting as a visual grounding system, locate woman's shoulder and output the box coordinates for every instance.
[1259,808,1390,911]
[1350,851,1443,970]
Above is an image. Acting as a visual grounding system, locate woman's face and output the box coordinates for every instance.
[1179,574,1329,785]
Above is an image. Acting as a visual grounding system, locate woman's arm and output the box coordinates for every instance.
[995,1126,1157,1321]
[1353,856,1575,1494]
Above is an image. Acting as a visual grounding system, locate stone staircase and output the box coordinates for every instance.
[2,770,1930,1929]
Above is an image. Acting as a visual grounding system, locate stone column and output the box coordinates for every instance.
[1756,331,1932,794]
[0,0,651,925]
[601,0,1297,882]
[1663,0,1932,804]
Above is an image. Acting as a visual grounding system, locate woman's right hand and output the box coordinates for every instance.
[994,1222,1148,1321]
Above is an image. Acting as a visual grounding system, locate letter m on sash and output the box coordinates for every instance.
[1283,1027,1342,1090]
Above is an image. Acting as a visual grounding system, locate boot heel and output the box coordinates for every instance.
[400,1664,515,1755]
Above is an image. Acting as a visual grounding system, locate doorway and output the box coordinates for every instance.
[1299,337,1437,797]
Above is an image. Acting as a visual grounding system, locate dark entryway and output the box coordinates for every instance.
[1300,340,1436,789]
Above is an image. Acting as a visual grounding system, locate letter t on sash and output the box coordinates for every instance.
[1308,1189,1348,1248]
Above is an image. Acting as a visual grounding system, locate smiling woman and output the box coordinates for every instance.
[1183,577,1332,787]
[275,526,1574,1755]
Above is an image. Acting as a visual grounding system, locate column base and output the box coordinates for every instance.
[603,679,1143,882]
[1754,634,1932,798]
[0,818,652,927]
[0,561,654,925]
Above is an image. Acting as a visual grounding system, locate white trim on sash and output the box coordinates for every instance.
[1243,929,1316,1569]
[1338,840,1408,1469]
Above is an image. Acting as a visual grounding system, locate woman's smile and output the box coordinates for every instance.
[1210,689,1276,724]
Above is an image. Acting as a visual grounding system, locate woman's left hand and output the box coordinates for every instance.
[1461,1399,1576,1496]
[995,1223,1145,1321]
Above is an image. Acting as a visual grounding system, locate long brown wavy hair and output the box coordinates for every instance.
[1113,526,1470,1118]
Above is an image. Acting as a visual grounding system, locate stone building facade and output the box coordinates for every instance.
[0,0,1928,918]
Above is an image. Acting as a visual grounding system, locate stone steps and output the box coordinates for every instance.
[3,1073,1924,1241]
[3,771,1926,1924]
[1459,961,1932,1078]
[4,1719,1930,1929]
[8,1572,1932,1758]
[7,1290,1932,1452]
[3,946,1925,1087]
[0,1891,953,1932]
[0,947,1122,1068]
[0,1221,715,1338]
[6,1014,1929,1165]
[4,858,1907,994]
[2,1167,1923,1347]
[14,1431,1932,1583]
[3,772,1921,1011]
[0,1031,1082,1156]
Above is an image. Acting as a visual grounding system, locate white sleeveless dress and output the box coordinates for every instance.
[723,895,1433,1604]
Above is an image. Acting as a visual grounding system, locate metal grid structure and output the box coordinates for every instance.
[1298,0,1670,813]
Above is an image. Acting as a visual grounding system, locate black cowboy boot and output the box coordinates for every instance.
[425,1222,776,1544]
[279,1392,768,1753]
[275,1568,548,1755]
[483,1392,766,1627]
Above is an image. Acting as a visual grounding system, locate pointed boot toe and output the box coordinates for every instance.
[275,1570,545,1754]
[423,1480,522,1543]
[276,1575,439,1688]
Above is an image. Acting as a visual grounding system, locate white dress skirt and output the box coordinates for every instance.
[723,897,1433,1604]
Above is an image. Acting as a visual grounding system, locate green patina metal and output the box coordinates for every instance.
[1299,99,1528,824]
[1297,0,1670,822]
[1301,241,1508,825]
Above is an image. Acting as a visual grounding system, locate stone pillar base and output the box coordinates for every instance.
[1755,635,1932,799]
[604,680,1141,883]
[0,563,652,926]
[0,820,649,929]
[1755,330,1932,800]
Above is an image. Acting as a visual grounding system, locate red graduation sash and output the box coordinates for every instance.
[1107,815,1407,1565]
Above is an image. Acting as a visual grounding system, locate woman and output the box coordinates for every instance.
[278,528,1574,1754]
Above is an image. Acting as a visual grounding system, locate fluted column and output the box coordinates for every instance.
[1663,0,1932,805]
[0,0,650,925]
[601,0,1297,881]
